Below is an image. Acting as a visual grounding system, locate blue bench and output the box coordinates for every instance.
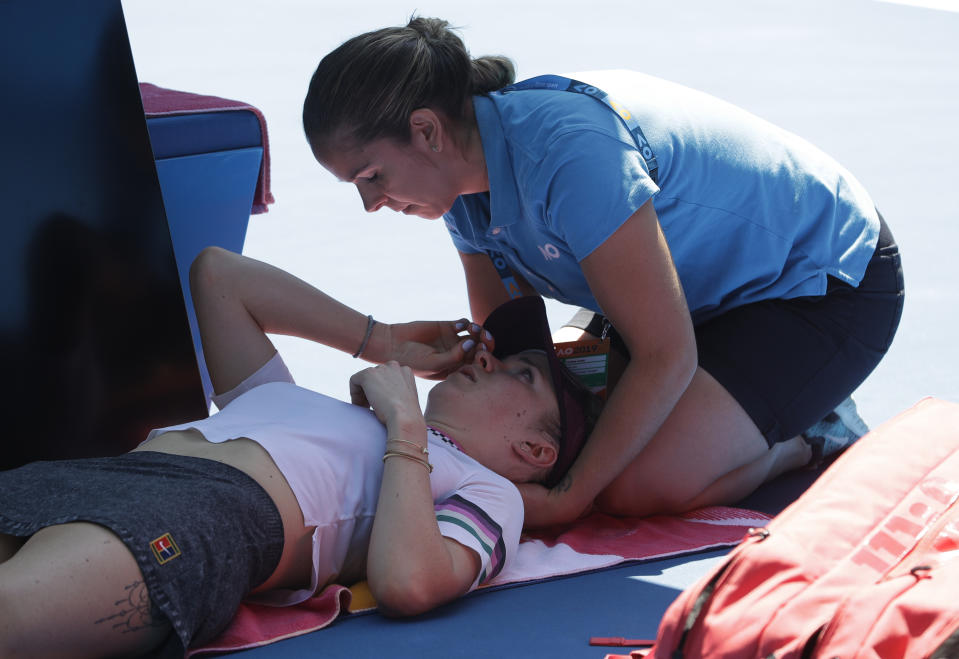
[142,86,272,407]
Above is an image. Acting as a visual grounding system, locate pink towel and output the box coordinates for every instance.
[139,83,275,214]
[493,506,771,585]
[188,506,770,656]
[186,585,351,657]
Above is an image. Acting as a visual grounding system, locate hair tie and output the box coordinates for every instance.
[353,315,376,358]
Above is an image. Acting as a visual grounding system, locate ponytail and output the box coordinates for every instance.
[471,56,515,95]
[303,17,515,149]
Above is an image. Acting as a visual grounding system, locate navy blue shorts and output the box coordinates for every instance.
[0,451,284,655]
[565,213,904,446]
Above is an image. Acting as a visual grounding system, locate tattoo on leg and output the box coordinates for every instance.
[94,580,167,634]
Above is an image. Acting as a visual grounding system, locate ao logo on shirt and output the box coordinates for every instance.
[538,243,561,261]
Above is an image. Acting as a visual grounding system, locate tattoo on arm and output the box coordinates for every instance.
[93,580,168,634]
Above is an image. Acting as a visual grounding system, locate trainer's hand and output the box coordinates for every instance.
[384,319,495,380]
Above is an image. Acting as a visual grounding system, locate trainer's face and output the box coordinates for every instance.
[425,350,559,481]
[315,134,460,220]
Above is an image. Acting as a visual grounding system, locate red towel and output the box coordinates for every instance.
[506,506,772,581]
[139,83,275,214]
[186,584,351,657]
[187,506,769,656]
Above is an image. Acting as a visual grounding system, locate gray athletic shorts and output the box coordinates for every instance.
[0,451,284,656]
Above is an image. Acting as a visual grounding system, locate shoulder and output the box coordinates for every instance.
[430,442,523,531]
[431,439,520,497]
[482,86,651,205]
[436,487,522,585]
[429,441,523,585]
[482,84,629,160]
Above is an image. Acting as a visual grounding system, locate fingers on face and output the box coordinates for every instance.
[475,350,499,372]
[458,337,491,363]
[454,319,494,361]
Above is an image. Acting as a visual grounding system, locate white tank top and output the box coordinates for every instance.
[147,381,522,604]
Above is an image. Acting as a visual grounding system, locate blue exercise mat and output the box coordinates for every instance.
[220,466,823,658]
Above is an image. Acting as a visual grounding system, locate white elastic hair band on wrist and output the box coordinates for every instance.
[353,315,376,358]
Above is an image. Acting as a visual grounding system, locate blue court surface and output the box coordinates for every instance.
[122,1,958,656]
[206,468,817,659]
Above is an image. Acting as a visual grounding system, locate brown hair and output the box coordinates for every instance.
[530,363,605,485]
[303,17,515,150]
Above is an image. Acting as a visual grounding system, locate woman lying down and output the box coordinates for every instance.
[0,247,601,658]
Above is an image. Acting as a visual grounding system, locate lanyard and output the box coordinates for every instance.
[499,75,659,184]
[488,249,525,299]
[487,75,660,299]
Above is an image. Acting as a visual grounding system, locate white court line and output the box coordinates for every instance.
[876,0,959,12]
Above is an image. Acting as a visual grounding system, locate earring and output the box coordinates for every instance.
[430,144,439,153]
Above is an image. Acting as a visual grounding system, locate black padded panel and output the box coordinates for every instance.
[0,0,206,469]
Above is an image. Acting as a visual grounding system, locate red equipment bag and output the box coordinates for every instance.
[650,397,959,659]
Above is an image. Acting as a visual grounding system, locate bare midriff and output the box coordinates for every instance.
[132,429,316,595]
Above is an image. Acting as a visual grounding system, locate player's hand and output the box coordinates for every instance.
[349,361,423,431]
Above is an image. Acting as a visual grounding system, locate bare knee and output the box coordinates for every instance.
[189,244,234,295]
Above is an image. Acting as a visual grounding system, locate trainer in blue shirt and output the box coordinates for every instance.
[302,16,904,527]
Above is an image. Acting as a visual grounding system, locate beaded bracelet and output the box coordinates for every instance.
[383,451,433,473]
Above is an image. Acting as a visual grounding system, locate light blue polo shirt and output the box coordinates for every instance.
[443,69,880,324]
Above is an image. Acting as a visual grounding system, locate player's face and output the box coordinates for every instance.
[425,350,559,481]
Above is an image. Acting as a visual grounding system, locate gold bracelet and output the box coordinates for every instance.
[383,451,433,473]
[386,438,429,455]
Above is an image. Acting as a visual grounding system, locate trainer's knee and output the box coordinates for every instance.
[595,478,685,517]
